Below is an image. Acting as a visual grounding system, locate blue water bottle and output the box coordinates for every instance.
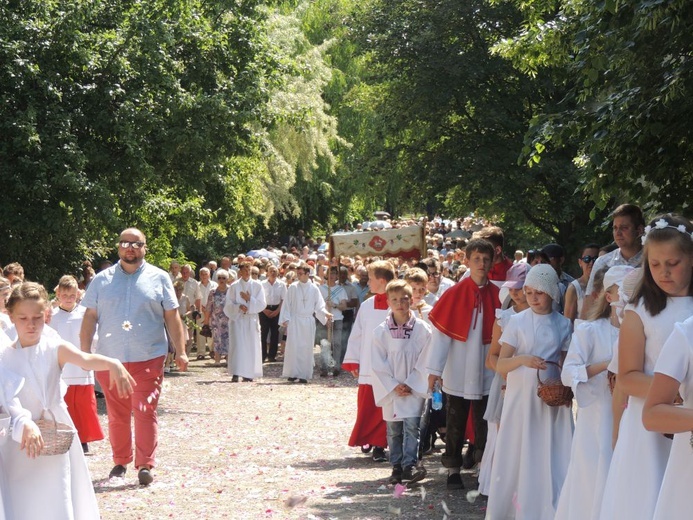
[432,381,443,411]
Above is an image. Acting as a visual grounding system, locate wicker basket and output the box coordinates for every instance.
[537,361,574,407]
[35,409,76,456]
[607,370,616,395]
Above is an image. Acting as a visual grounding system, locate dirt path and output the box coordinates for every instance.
[89,355,488,519]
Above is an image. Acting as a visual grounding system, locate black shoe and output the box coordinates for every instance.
[231,375,239,383]
[94,390,105,399]
[462,443,476,469]
[333,369,340,377]
[298,378,308,384]
[138,467,154,486]
[361,444,372,454]
[109,464,127,479]
[81,442,89,454]
[446,472,464,490]
[372,447,387,462]
[402,465,426,485]
[288,377,297,382]
[388,465,403,484]
[268,357,276,362]
[242,378,253,382]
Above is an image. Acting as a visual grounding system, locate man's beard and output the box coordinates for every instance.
[121,256,141,265]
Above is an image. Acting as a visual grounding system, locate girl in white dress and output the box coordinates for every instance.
[599,215,693,520]
[478,262,530,496]
[555,265,632,520]
[487,264,573,520]
[643,315,693,519]
[0,360,33,520]
[0,282,135,520]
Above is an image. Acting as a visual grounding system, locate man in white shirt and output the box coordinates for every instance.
[581,204,644,318]
[196,267,217,360]
[260,265,286,362]
[180,265,201,355]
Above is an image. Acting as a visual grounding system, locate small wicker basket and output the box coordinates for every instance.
[607,370,616,395]
[35,409,76,456]
[537,361,574,407]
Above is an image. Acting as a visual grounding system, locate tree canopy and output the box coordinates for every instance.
[1,0,691,281]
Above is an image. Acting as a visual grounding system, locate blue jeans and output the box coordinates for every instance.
[387,417,420,469]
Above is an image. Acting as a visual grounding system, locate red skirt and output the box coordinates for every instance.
[347,384,387,448]
[64,385,104,443]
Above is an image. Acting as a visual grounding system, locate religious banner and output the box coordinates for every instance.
[329,225,426,260]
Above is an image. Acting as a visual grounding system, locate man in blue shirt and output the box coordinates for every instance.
[80,228,188,486]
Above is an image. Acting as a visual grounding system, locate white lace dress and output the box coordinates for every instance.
[0,337,100,520]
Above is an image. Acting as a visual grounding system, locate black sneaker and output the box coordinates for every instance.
[242,378,253,382]
[288,377,297,382]
[361,444,372,454]
[231,375,239,383]
[109,465,127,479]
[402,465,426,485]
[298,379,308,384]
[446,472,464,490]
[372,447,387,462]
[462,443,476,469]
[388,465,403,484]
[138,467,154,486]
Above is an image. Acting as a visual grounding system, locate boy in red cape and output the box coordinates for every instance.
[342,260,395,463]
[422,239,500,489]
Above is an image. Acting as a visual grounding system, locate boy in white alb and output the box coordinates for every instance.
[423,239,500,490]
[371,280,431,485]
[52,275,104,453]
[342,260,395,463]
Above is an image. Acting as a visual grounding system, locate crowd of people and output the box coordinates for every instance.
[1,204,693,519]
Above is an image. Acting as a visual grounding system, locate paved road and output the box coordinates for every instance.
[89,355,487,519]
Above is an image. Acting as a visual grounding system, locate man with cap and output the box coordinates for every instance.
[541,243,575,313]
[541,243,575,290]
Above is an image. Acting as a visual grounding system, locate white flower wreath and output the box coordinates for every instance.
[641,219,693,245]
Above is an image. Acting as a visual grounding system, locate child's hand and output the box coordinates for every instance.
[428,374,442,391]
[395,384,412,396]
[523,356,546,370]
[108,361,137,398]
[21,422,44,459]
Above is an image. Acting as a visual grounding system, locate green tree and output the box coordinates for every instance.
[496,0,693,214]
[330,0,596,250]
[0,0,273,282]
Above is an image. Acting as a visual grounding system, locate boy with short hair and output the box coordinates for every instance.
[472,226,512,282]
[403,268,433,322]
[342,260,395,462]
[52,275,104,453]
[423,238,500,490]
[371,280,431,484]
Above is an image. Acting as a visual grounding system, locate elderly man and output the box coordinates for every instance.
[196,267,217,360]
[180,264,202,354]
[224,261,266,382]
[80,228,188,486]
